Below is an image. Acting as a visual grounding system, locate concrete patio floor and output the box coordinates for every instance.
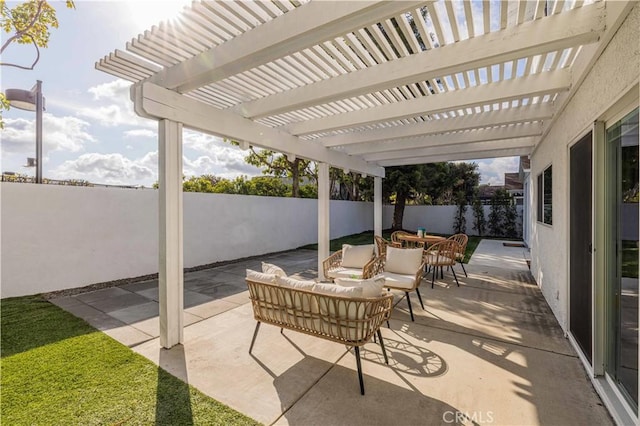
[51,241,611,425]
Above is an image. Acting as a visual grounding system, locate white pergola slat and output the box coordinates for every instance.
[240,2,603,120]
[94,0,633,348]
[349,123,543,157]
[286,69,570,136]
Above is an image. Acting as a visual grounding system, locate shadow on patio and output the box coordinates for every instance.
[50,244,611,425]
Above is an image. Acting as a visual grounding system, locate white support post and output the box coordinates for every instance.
[158,119,184,348]
[374,177,383,238]
[318,162,330,280]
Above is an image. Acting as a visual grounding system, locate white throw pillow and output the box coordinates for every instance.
[246,269,277,284]
[334,277,385,297]
[262,262,287,277]
[341,244,375,268]
[385,246,423,275]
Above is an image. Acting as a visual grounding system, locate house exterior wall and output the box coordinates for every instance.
[529,3,640,330]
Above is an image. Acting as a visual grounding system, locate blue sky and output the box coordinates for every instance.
[1,0,519,186]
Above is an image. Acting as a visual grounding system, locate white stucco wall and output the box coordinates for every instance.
[2,181,525,297]
[529,3,640,330]
[389,204,522,237]
[0,183,375,297]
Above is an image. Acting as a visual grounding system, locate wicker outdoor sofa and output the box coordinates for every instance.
[246,275,393,395]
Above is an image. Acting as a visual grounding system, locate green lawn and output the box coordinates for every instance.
[1,296,260,426]
[300,230,481,263]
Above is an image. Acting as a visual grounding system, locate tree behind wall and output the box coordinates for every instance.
[453,192,467,234]
[488,188,518,238]
[472,198,486,236]
[384,165,426,230]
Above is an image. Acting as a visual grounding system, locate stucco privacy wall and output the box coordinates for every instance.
[2,183,517,297]
[401,204,522,236]
[0,183,376,297]
[529,3,640,330]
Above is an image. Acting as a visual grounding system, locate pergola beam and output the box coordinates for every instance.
[149,1,428,93]
[350,123,542,156]
[365,137,537,162]
[133,82,385,177]
[288,70,571,136]
[333,106,550,150]
[378,146,534,166]
[242,2,604,119]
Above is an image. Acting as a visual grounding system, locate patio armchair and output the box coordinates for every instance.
[424,240,460,288]
[448,234,469,277]
[364,246,425,322]
[322,244,376,281]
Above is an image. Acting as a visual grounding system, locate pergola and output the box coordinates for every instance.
[96,0,632,348]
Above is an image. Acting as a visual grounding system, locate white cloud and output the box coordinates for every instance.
[78,79,154,129]
[49,146,259,186]
[51,152,156,185]
[182,131,262,177]
[88,79,131,101]
[2,114,95,154]
[124,129,156,139]
[475,156,519,185]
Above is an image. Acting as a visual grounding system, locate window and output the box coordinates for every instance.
[537,165,552,225]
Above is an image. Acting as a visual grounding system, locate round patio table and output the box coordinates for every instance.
[397,233,446,248]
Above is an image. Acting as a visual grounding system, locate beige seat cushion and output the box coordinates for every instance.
[327,267,364,280]
[424,253,455,266]
[385,247,423,275]
[378,271,416,290]
[334,277,385,297]
[341,244,375,268]
[313,283,368,342]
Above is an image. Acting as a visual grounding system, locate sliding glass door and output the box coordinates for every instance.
[607,107,639,410]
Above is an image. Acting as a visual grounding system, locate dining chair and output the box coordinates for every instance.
[448,234,469,277]
[423,239,460,288]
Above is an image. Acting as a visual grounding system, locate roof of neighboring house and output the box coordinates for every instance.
[505,173,523,191]
[477,185,502,199]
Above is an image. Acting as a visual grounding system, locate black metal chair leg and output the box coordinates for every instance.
[405,292,415,321]
[387,320,391,328]
[431,264,436,288]
[451,265,460,287]
[249,321,261,354]
[460,261,468,277]
[280,328,284,334]
[416,288,425,310]
[377,329,389,364]
[354,346,365,395]
[440,266,444,279]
